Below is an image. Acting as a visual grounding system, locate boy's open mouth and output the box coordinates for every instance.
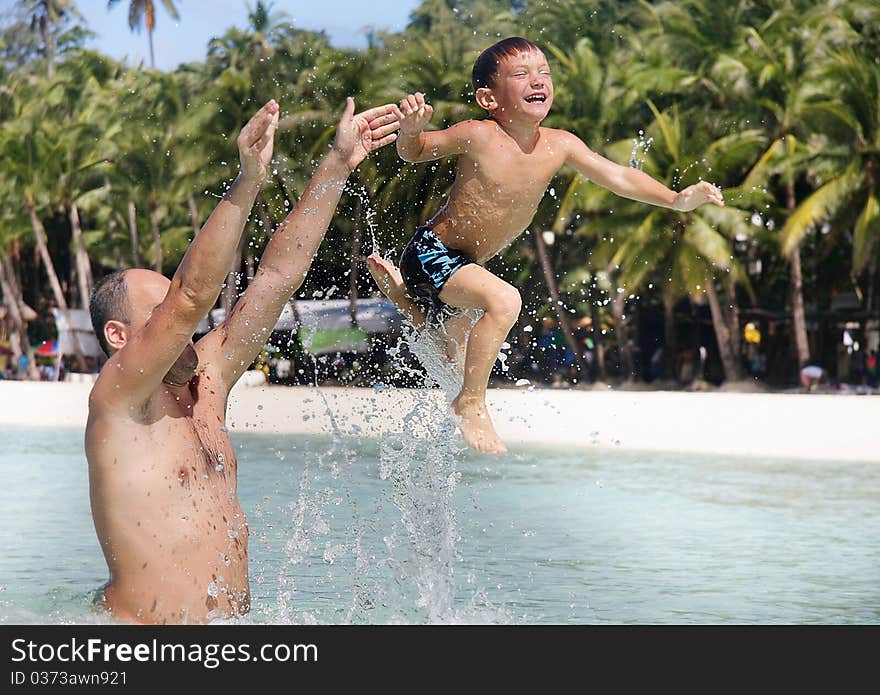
[524,94,547,103]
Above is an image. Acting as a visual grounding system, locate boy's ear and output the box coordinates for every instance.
[475,87,497,112]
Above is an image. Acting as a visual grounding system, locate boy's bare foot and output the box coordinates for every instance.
[450,394,507,454]
[366,253,426,325]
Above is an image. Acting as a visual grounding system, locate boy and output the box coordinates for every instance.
[368,37,723,454]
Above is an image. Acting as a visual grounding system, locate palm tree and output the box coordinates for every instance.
[24,0,78,77]
[779,46,880,317]
[0,98,87,369]
[106,0,179,69]
[738,2,862,370]
[555,99,765,382]
[45,51,119,306]
[0,201,41,379]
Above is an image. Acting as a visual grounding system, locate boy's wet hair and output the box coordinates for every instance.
[90,270,131,356]
[472,37,545,95]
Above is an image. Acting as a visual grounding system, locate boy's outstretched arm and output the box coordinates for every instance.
[393,92,476,162]
[561,132,724,211]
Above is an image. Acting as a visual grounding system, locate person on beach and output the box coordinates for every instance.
[85,97,399,624]
[799,364,824,393]
[367,36,724,454]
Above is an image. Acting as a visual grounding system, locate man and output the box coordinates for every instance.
[86,96,399,624]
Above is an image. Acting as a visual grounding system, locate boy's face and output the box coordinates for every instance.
[484,49,554,124]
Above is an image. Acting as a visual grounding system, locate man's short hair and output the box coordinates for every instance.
[90,270,130,356]
[471,37,545,96]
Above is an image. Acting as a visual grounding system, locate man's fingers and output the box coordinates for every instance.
[342,96,356,122]
[357,103,396,123]
[240,99,278,146]
[406,94,418,111]
[252,118,276,155]
[415,92,425,108]
[242,110,273,147]
[365,113,398,132]
[391,104,405,122]
[371,121,401,140]
[366,109,397,124]
[264,109,279,141]
[371,133,398,149]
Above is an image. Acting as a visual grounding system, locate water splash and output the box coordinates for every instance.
[375,316,511,623]
[345,181,380,253]
[629,130,653,169]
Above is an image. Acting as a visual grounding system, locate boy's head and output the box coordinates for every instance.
[472,37,553,122]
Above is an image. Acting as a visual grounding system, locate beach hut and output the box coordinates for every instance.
[52,308,104,379]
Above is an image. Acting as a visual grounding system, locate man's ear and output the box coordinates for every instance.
[104,320,129,353]
[475,87,497,112]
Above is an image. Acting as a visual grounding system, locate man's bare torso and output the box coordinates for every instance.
[85,366,249,624]
[428,123,567,262]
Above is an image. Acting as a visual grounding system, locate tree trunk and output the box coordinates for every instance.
[0,254,40,380]
[704,274,738,382]
[26,196,86,371]
[786,180,810,367]
[533,230,590,377]
[662,285,678,381]
[188,193,200,237]
[70,204,93,308]
[149,193,162,273]
[128,200,141,267]
[609,289,635,380]
[148,28,156,69]
[40,18,54,78]
[349,196,362,328]
[724,273,743,379]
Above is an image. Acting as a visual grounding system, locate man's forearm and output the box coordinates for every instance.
[256,150,351,290]
[174,173,261,302]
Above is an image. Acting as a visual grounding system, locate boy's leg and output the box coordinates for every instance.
[366,253,427,327]
[438,264,521,454]
[367,253,474,365]
[439,310,477,367]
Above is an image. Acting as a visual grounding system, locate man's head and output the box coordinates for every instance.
[90,268,199,385]
[472,37,553,123]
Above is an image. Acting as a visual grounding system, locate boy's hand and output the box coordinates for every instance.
[331,97,400,172]
[237,99,280,185]
[392,92,433,137]
[672,181,724,211]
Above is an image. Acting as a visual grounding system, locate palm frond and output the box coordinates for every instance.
[685,216,733,270]
[852,193,879,273]
[781,166,863,255]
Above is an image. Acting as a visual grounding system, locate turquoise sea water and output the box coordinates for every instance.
[1,425,878,624]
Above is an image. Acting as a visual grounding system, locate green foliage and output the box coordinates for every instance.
[1,0,878,384]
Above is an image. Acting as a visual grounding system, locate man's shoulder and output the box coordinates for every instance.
[88,365,156,423]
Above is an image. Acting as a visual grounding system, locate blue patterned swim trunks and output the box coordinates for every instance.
[400,226,475,322]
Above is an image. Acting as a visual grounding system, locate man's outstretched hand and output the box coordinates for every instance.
[672,181,724,211]
[332,97,400,172]
[238,99,280,185]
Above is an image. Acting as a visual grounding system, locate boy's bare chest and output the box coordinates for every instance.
[466,144,563,197]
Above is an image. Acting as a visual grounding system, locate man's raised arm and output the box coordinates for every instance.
[200,97,399,391]
[94,100,280,409]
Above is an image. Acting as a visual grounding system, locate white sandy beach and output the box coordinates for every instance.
[0,378,876,462]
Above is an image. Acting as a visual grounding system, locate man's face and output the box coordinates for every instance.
[122,269,199,385]
[488,49,554,123]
